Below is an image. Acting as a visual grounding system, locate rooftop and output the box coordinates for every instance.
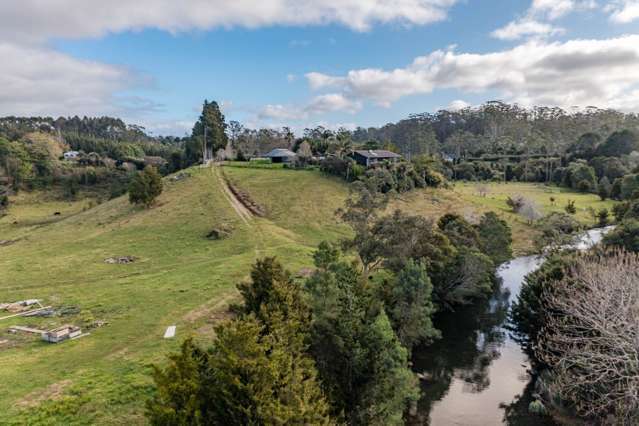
[353,150,402,158]
[264,148,296,158]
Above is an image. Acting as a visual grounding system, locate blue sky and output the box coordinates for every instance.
[1,0,639,135]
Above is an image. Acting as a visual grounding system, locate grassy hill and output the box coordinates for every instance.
[0,165,614,424]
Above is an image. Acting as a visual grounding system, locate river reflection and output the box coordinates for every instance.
[410,227,611,425]
[410,255,553,426]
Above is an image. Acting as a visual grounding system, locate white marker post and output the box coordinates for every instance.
[163,325,176,339]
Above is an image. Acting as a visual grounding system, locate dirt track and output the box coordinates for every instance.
[213,166,253,225]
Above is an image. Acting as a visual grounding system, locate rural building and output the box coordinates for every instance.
[63,151,80,160]
[351,150,402,167]
[42,325,82,343]
[263,148,296,163]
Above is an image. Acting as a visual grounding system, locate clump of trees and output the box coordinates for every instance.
[148,180,514,425]
[147,258,336,425]
[512,245,639,423]
[534,212,582,251]
[536,251,639,422]
[129,166,163,207]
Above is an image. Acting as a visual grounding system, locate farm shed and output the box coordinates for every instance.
[351,150,402,167]
[263,148,296,163]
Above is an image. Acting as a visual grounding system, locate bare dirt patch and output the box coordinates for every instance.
[17,380,73,409]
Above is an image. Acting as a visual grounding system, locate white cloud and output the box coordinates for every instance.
[286,74,298,82]
[447,100,471,111]
[306,35,639,111]
[607,1,639,22]
[305,94,362,114]
[493,0,596,41]
[0,0,459,43]
[0,42,146,117]
[259,93,361,121]
[259,104,307,120]
[142,120,194,136]
[0,0,458,123]
[491,18,564,40]
[531,0,578,19]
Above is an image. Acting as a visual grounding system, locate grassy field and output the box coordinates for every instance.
[0,166,349,425]
[0,167,614,424]
[394,181,617,254]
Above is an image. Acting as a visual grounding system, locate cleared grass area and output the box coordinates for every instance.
[394,182,617,254]
[0,166,349,425]
[0,167,608,424]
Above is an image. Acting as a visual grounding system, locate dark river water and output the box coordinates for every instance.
[410,228,611,426]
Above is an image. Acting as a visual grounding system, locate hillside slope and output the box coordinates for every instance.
[0,166,350,425]
[0,165,613,424]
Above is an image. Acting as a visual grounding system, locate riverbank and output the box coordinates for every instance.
[410,227,612,425]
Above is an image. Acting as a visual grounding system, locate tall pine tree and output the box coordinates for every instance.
[187,100,228,164]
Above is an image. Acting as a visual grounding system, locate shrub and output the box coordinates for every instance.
[603,219,639,253]
[129,165,163,207]
[597,208,609,227]
[576,179,592,193]
[564,200,576,215]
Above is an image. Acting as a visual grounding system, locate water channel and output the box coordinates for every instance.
[411,228,611,425]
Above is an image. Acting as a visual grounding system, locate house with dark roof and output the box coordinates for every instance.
[351,150,402,167]
[264,148,297,163]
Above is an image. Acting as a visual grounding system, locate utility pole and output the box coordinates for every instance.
[202,126,208,164]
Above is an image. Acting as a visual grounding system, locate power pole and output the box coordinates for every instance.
[203,126,208,164]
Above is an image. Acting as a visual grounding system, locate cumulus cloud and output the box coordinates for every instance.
[305,94,362,114]
[259,93,361,121]
[306,35,639,111]
[0,0,459,43]
[447,100,471,111]
[0,0,458,123]
[491,18,564,40]
[259,104,307,121]
[607,0,639,22]
[492,0,596,41]
[0,42,147,117]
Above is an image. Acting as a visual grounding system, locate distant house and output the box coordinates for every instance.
[63,151,80,160]
[351,150,402,167]
[42,325,82,343]
[143,156,168,168]
[264,148,296,163]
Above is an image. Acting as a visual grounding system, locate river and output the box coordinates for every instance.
[410,227,611,426]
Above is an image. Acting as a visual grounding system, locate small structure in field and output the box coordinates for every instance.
[263,148,296,163]
[351,150,402,167]
[163,325,176,339]
[42,325,82,343]
[63,151,80,160]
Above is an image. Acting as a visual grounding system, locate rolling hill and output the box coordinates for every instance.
[0,165,615,424]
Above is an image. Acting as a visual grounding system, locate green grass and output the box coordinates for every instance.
[0,166,349,425]
[0,168,611,424]
[394,181,617,254]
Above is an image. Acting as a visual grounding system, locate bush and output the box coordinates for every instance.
[129,165,163,207]
[576,179,592,192]
[603,219,639,253]
[564,200,576,215]
[535,212,581,251]
[597,208,609,227]
[477,212,513,265]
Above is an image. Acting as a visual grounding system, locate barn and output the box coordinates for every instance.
[351,150,402,167]
[264,148,297,163]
